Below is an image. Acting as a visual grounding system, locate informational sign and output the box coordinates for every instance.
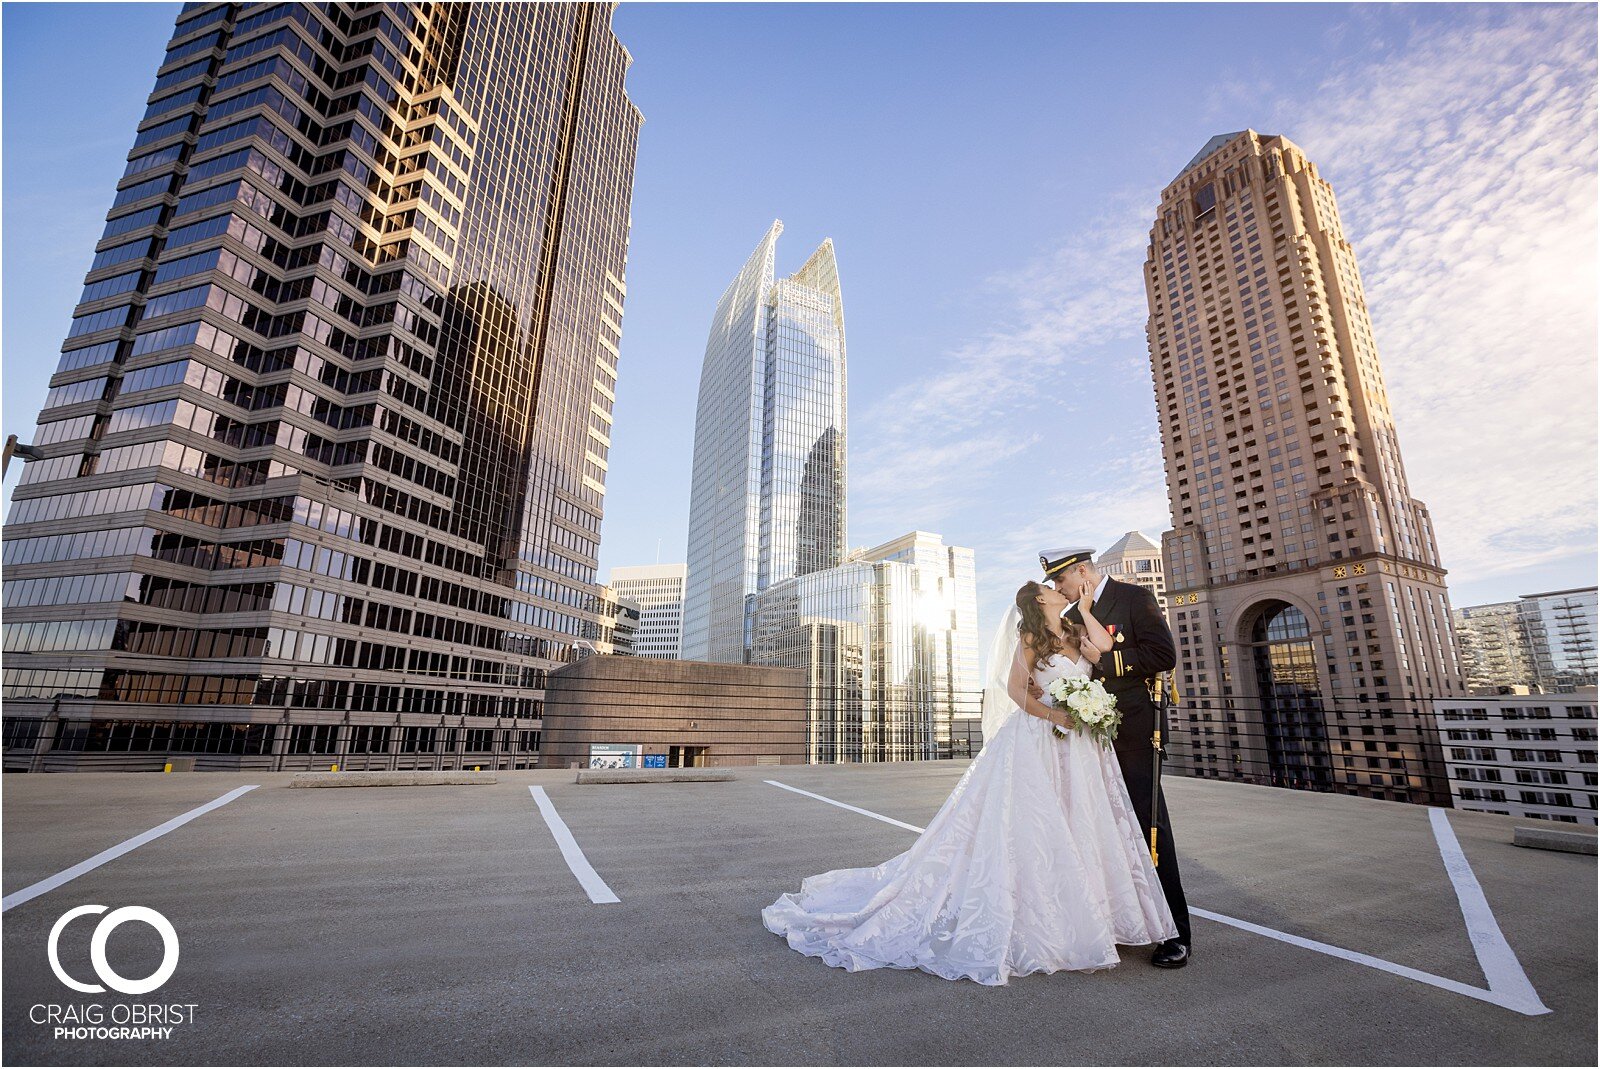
[588,743,642,769]
[642,754,667,769]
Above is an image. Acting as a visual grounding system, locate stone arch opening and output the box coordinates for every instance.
[1244,599,1331,790]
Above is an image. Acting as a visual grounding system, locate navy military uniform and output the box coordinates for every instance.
[1041,548,1193,957]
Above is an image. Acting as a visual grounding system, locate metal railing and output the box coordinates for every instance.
[2,683,1594,819]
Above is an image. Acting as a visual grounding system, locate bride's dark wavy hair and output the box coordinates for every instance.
[1015,580,1083,673]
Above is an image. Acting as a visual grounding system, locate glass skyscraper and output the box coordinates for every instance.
[1518,588,1598,692]
[748,532,980,763]
[1451,587,1597,694]
[681,221,847,663]
[2,3,640,771]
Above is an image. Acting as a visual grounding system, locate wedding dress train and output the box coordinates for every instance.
[761,650,1177,985]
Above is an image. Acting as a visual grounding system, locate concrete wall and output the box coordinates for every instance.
[540,656,807,768]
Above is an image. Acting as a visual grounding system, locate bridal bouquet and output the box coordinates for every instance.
[1044,676,1121,747]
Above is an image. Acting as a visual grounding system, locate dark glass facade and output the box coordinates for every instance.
[2,2,640,770]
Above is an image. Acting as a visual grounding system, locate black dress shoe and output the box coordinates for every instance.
[1151,938,1190,968]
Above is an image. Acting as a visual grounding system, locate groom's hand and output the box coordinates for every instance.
[1026,677,1043,700]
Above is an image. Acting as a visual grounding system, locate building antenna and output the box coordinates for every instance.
[655,538,661,564]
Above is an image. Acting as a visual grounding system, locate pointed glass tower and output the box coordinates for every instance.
[681,221,847,663]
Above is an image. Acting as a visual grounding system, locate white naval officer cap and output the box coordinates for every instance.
[1039,547,1095,580]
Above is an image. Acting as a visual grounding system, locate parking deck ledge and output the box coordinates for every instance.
[574,768,734,784]
[288,771,499,788]
[1513,825,1599,855]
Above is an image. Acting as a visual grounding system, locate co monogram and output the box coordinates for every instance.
[48,905,179,995]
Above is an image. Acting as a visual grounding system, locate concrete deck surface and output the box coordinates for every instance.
[1,764,1593,1066]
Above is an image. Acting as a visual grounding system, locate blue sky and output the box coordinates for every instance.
[3,2,1595,642]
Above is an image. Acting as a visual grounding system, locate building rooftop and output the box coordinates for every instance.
[1100,529,1162,558]
[1520,586,1598,600]
[1,766,1592,1065]
[608,562,688,580]
[1172,129,1278,184]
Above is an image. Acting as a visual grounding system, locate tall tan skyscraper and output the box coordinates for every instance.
[1147,130,1464,805]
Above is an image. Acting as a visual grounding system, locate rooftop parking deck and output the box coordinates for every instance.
[1,764,1594,1066]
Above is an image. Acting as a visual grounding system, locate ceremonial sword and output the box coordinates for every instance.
[1148,670,1177,867]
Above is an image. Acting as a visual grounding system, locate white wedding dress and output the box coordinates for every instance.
[762,635,1177,986]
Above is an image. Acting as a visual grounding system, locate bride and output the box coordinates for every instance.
[761,578,1177,985]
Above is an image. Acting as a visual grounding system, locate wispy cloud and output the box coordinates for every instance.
[853,1,1596,634]
[971,444,1172,592]
[847,184,1171,636]
[1238,4,1599,581]
[849,185,1156,534]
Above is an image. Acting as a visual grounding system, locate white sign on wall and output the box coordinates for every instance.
[587,743,642,770]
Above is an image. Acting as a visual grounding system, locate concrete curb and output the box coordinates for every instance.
[289,771,499,788]
[575,768,734,785]
[1513,826,1598,855]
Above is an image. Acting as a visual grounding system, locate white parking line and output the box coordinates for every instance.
[528,786,619,904]
[1429,807,1550,1015]
[764,780,1551,1016]
[1188,908,1544,1014]
[1,785,259,913]
[764,779,925,832]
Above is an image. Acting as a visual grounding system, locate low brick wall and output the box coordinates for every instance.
[540,657,807,769]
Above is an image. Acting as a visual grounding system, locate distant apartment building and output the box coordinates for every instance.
[1098,530,1166,605]
[1453,587,1598,694]
[584,586,640,657]
[1454,601,1534,693]
[1435,691,1598,824]
[681,221,847,663]
[675,224,982,763]
[607,563,686,659]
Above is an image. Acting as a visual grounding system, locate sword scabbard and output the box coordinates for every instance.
[1150,715,1163,866]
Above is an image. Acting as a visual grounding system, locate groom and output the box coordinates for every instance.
[1035,547,1192,968]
